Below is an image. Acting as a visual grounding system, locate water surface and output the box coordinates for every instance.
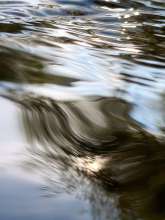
[0,0,165,220]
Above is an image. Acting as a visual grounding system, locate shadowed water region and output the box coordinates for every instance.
[0,0,165,220]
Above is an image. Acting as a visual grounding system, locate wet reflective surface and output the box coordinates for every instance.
[0,0,165,219]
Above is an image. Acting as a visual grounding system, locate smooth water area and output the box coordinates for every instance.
[0,0,165,219]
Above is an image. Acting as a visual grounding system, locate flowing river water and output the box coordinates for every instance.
[0,0,165,219]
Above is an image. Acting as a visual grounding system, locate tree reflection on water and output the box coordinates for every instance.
[3,91,165,220]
